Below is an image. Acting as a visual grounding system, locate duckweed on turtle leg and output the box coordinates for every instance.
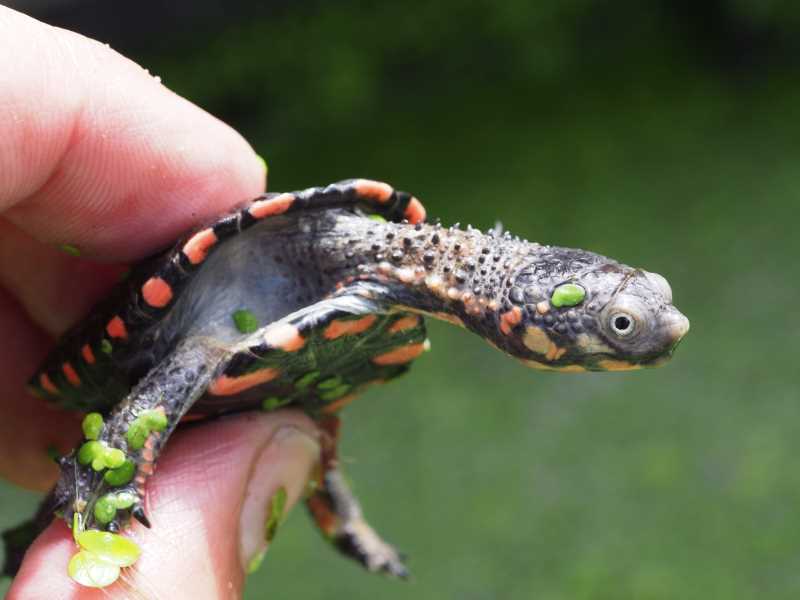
[68,525,142,588]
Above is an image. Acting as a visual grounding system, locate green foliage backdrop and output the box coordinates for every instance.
[3,1,800,598]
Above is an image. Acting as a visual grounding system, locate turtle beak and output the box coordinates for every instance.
[660,306,690,348]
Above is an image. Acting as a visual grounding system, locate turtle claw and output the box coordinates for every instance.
[132,506,151,529]
[334,519,410,579]
[380,551,410,580]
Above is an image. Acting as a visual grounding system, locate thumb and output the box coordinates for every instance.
[7,411,320,599]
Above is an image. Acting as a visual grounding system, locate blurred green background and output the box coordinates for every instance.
[3,1,800,598]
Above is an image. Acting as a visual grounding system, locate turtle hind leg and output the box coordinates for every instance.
[307,416,409,578]
[56,341,227,535]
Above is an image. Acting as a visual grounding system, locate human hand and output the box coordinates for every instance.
[1,7,319,597]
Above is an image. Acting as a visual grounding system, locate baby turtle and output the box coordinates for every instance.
[2,179,689,586]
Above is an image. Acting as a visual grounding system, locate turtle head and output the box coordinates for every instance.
[501,248,689,371]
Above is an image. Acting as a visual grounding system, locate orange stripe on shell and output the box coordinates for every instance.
[323,315,377,340]
[142,277,173,308]
[106,316,128,340]
[264,323,306,352]
[388,315,421,333]
[208,368,281,396]
[322,393,359,415]
[404,197,426,224]
[182,228,218,265]
[372,342,426,365]
[499,306,523,335]
[248,193,295,219]
[39,373,58,395]
[62,362,81,386]
[81,344,96,365]
[354,179,393,203]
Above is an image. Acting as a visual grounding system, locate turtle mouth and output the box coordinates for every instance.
[636,332,688,368]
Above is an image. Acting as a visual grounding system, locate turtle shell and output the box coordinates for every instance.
[29,179,428,415]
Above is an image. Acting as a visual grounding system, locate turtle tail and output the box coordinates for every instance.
[2,488,62,578]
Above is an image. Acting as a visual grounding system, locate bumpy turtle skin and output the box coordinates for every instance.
[4,179,688,582]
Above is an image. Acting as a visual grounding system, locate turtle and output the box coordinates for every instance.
[1,179,690,587]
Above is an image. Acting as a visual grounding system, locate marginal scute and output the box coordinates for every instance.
[182,228,218,265]
[62,362,81,386]
[39,373,58,395]
[141,277,173,308]
[248,193,295,219]
[404,197,426,224]
[354,179,393,203]
[264,323,306,352]
[105,316,128,340]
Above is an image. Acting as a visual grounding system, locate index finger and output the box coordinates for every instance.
[0,5,266,260]
[0,6,266,490]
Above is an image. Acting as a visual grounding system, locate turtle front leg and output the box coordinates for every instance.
[56,342,227,535]
[307,416,408,578]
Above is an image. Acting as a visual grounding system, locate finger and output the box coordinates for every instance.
[0,220,125,336]
[0,6,266,332]
[7,411,320,599]
[0,286,81,490]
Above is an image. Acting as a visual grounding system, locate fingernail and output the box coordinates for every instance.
[239,425,319,574]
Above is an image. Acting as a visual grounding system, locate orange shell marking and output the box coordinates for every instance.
[354,180,393,204]
[324,315,377,340]
[81,344,96,365]
[404,197,426,224]
[182,228,218,265]
[372,342,426,365]
[142,277,173,308]
[499,306,523,335]
[106,316,128,340]
[388,315,421,333]
[264,323,306,352]
[62,362,81,387]
[39,373,58,395]
[322,393,359,415]
[209,368,280,396]
[248,193,295,219]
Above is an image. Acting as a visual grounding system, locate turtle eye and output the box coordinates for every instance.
[609,312,636,337]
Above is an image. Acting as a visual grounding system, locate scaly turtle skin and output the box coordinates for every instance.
[2,179,689,584]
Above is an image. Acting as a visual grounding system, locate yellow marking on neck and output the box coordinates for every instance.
[523,326,565,361]
[597,359,642,371]
[575,333,614,354]
[523,326,551,354]
[520,359,586,372]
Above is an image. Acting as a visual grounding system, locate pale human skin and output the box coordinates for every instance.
[0,7,319,598]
